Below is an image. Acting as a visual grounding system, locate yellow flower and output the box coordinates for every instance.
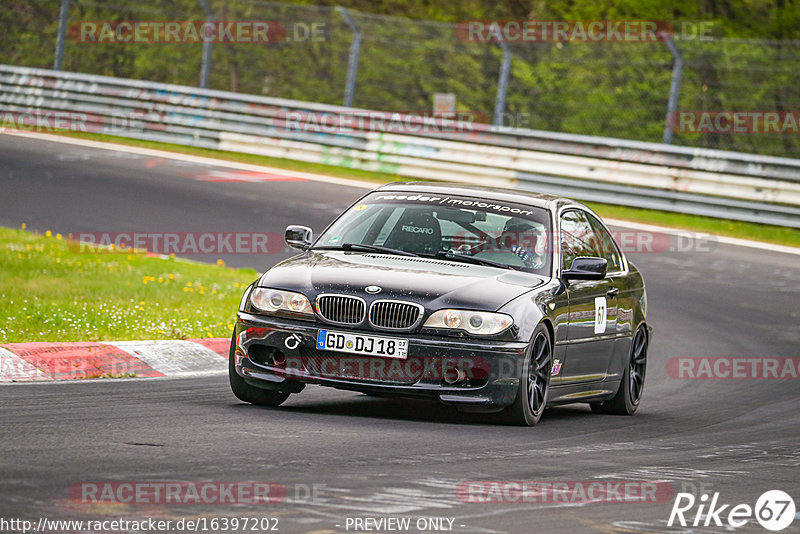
[45,230,52,237]
[168,274,175,280]
[56,233,62,240]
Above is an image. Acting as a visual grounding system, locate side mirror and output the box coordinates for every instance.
[285,225,313,250]
[563,256,607,280]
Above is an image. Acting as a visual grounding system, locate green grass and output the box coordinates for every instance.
[0,226,260,343]
[53,131,800,248]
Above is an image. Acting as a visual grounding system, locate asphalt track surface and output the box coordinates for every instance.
[1,133,799,534]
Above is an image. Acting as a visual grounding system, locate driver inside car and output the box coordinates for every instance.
[494,221,545,269]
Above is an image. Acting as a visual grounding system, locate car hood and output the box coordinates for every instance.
[258,251,548,311]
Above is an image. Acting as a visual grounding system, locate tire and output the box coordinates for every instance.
[591,325,647,415]
[228,335,291,407]
[498,323,552,426]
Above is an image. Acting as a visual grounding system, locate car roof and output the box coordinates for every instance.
[375,181,585,212]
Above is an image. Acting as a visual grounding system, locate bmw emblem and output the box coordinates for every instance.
[365,285,382,294]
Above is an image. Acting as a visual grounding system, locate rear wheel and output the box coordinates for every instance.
[229,335,291,407]
[591,325,647,415]
[498,324,551,426]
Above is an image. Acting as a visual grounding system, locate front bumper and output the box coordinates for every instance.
[233,312,529,408]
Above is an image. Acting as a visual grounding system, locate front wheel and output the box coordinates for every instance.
[591,325,647,415]
[228,335,291,407]
[498,324,552,426]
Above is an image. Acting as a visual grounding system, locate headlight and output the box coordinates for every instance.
[423,309,513,336]
[250,288,314,319]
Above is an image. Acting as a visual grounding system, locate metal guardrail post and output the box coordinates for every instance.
[663,35,684,144]
[337,7,361,108]
[53,0,70,70]
[197,0,214,89]
[493,41,512,128]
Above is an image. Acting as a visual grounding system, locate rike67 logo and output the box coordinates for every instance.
[669,490,796,531]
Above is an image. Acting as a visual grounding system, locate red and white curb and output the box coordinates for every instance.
[0,338,229,382]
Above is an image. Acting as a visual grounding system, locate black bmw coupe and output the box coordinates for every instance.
[230,182,651,425]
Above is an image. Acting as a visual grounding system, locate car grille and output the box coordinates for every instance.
[315,295,366,325]
[369,301,422,330]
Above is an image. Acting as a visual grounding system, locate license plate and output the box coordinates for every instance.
[316,330,408,359]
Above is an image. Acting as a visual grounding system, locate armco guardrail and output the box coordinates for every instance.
[2,64,799,228]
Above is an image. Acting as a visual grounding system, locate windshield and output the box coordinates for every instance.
[314,191,552,275]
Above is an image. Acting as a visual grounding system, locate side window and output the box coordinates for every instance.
[559,210,601,271]
[586,213,624,273]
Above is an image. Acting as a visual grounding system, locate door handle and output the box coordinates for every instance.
[606,287,619,298]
